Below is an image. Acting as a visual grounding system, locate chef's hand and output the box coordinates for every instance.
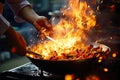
[33,16,53,40]
[4,27,26,56]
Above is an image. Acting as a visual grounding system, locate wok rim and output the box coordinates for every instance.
[27,56,94,62]
[26,43,110,61]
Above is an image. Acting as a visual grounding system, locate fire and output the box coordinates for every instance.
[86,75,101,80]
[103,68,109,72]
[29,0,96,60]
[112,52,117,58]
[64,74,101,80]
[65,74,75,80]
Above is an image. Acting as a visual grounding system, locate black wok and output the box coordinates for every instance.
[27,43,110,74]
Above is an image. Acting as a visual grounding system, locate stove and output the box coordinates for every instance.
[0,60,120,80]
[0,62,64,80]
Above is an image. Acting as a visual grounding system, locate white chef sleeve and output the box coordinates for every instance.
[0,14,10,35]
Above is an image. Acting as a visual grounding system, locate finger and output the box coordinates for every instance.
[37,18,52,28]
[44,19,52,28]
[33,21,41,32]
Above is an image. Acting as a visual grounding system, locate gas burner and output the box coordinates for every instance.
[8,62,52,77]
[0,62,54,80]
[8,62,41,76]
[0,61,120,80]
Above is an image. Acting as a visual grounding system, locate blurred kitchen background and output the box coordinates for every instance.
[0,0,120,72]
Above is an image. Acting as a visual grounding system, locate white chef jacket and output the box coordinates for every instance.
[0,0,31,35]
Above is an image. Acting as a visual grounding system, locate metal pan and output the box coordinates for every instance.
[26,43,110,74]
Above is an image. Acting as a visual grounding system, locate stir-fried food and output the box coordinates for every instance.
[48,44,110,60]
[28,44,110,60]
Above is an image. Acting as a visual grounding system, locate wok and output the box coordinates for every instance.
[26,43,110,74]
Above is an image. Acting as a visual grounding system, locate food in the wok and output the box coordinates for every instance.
[27,43,110,60]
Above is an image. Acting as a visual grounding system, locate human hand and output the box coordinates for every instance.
[33,16,53,40]
[5,27,26,56]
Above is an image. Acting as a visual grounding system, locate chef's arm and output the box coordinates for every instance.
[18,5,39,24]
[7,0,53,37]
[18,5,53,38]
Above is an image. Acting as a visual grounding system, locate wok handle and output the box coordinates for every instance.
[26,50,43,59]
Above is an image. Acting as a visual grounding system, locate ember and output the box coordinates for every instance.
[28,0,109,60]
[64,74,101,80]
[85,75,101,80]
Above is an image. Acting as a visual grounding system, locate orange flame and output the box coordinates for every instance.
[103,68,109,72]
[65,74,75,80]
[112,52,117,58]
[30,0,96,60]
[65,74,101,80]
[86,75,100,80]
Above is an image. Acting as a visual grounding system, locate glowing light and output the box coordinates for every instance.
[103,68,109,72]
[99,56,103,60]
[110,37,113,40]
[98,59,102,63]
[86,75,100,80]
[11,47,16,53]
[65,74,74,80]
[112,53,117,58]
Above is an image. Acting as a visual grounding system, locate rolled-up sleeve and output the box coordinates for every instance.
[7,0,31,15]
[7,0,31,22]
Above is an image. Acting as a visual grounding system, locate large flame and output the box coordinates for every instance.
[30,0,96,60]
